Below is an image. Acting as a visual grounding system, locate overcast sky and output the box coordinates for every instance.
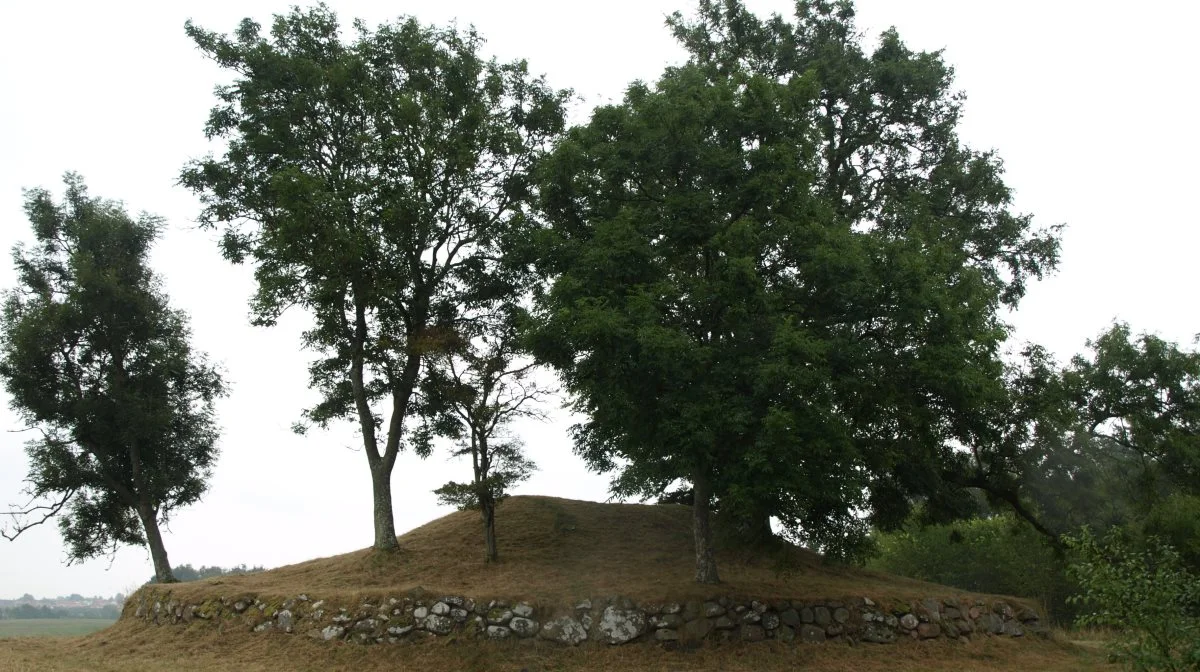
[1,0,1196,600]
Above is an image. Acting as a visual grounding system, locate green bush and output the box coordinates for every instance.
[1065,527,1200,672]
[868,514,1076,622]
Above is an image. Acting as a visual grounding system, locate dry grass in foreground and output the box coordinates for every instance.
[0,620,1111,672]
[151,496,1026,608]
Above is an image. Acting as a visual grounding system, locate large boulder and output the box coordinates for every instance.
[598,606,647,644]
[539,615,588,646]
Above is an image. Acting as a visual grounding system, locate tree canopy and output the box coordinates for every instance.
[0,174,225,583]
[528,0,1059,581]
[181,5,567,550]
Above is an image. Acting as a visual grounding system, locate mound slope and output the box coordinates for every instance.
[158,496,1016,607]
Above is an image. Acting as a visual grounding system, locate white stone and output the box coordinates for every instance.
[598,606,647,644]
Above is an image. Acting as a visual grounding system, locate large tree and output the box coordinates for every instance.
[529,0,1059,582]
[181,6,567,550]
[0,175,225,583]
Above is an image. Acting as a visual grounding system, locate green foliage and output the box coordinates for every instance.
[150,563,265,584]
[528,0,1058,575]
[967,324,1200,555]
[0,175,225,581]
[869,513,1075,622]
[1065,527,1200,672]
[181,5,567,548]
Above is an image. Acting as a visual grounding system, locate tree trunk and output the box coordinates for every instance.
[370,464,398,551]
[136,503,176,583]
[481,492,498,564]
[692,469,720,584]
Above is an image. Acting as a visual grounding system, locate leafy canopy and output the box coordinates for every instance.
[529,0,1059,560]
[0,174,224,570]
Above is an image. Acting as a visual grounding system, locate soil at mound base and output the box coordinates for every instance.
[155,496,1024,610]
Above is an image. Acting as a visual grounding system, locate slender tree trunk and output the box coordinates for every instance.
[481,492,498,563]
[370,464,398,551]
[692,468,720,584]
[136,503,176,583]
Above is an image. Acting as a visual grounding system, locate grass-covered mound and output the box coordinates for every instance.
[150,496,1015,607]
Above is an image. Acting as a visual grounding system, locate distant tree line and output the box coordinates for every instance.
[0,603,121,620]
[148,564,265,584]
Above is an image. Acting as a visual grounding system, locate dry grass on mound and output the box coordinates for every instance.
[154,496,1024,608]
[0,621,1111,672]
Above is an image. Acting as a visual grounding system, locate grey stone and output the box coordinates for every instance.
[387,625,413,637]
[423,615,454,635]
[799,624,826,643]
[833,607,849,624]
[741,624,766,642]
[661,602,682,615]
[780,609,801,627]
[540,615,588,646]
[681,618,713,641]
[1002,621,1025,637]
[509,617,539,637]
[681,601,703,622]
[860,623,895,644]
[800,607,815,623]
[917,622,941,639]
[980,613,1005,634]
[487,608,513,625]
[776,625,795,643]
[814,606,832,626]
[430,602,450,616]
[650,614,684,629]
[920,598,942,622]
[944,606,962,620]
[353,618,377,632]
[332,613,352,624]
[450,608,469,622]
[513,602,534,618]
[276,609,294,633]
[899,613,919,630]
[253,622,271,633]
[713,615,735,630]
[942,620,961,639]
[761,612,780,630]
[487,625,511,639]
[654,628,679,641]
[740,611,761,625]
[703,601,726,617]
[413,606,429,619]
[233,600,249,613]
[751,600,768,614]
[575,599,592,611]
[826,624,844,636]
[321,625,346,641]
[598,606,647,644]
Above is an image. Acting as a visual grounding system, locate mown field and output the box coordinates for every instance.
[0,619,116,637]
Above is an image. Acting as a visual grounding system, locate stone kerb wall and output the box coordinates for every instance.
[128,589,1044,647]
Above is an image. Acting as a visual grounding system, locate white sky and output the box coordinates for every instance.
[1,0,1196,599]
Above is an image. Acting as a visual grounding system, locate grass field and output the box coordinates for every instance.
[0,619,115,637]
[0,621,1112,672]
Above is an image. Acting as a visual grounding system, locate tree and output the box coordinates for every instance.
[181,6,567,551]
[423,307,545,563]
[529,0,1058,583]
[0,175,226,583]
[966,324,1200,559]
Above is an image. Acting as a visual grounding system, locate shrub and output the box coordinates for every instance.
[1065,527,1200,671]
